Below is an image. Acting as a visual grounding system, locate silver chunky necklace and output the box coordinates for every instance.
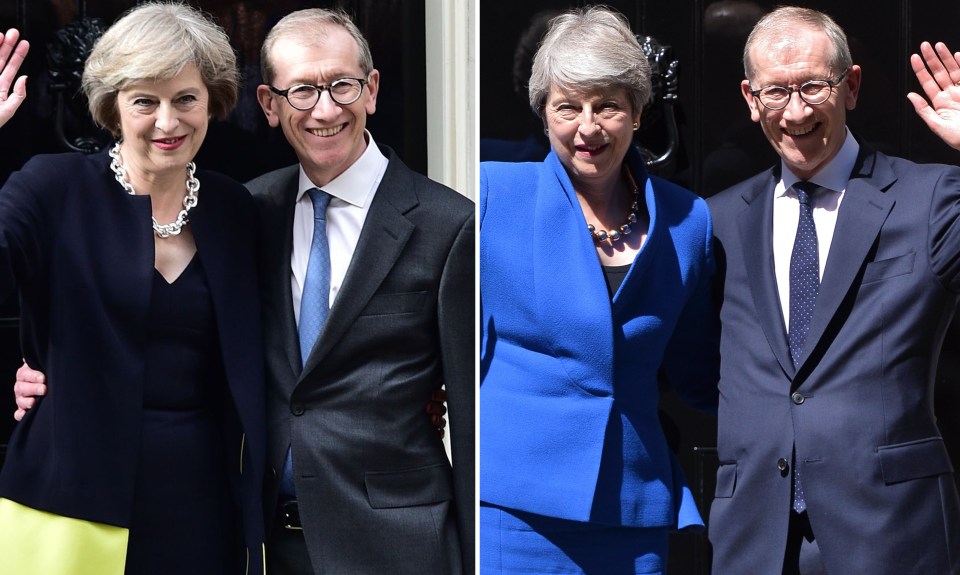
[108,141,199,238]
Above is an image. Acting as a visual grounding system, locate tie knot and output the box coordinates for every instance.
[308,188,331,221]
[794,181,819,205]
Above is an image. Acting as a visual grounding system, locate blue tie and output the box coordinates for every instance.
[280,188,331,498]
[299,188,332,366]
[789,181,820,514]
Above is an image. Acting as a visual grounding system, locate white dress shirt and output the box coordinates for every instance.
[291,131,389,326]
[774,128,859,328]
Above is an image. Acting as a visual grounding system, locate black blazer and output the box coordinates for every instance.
[248,144,475,574]
[0,149,267,570]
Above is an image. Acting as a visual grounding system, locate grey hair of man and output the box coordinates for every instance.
[82,2,239,137]
[528,6,651,121]
[743,6,853,82]
[260,8,374,86]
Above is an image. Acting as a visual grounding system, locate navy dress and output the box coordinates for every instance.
[124,256,238,574]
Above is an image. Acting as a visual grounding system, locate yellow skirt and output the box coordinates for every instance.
[0,497,128,575]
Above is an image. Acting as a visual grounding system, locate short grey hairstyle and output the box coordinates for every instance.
[82,2,238,137]
[743,6,852,81]
[528,6,650,120]
[260,8,374,86]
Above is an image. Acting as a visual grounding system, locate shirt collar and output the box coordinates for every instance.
[778,127,860,196]
[296,130,387,207]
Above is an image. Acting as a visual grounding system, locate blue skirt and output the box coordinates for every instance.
[480,502,669,574]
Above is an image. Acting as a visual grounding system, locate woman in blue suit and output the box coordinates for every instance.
[479,6,719,574]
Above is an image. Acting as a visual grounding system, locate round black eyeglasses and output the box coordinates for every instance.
[749,69,848,111]
[269,77,368,110]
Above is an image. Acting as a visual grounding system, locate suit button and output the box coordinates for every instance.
[777,458,789,476]
[791,392,805,405]
[291,403,305,416]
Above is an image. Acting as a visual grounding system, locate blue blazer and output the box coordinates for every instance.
[708,143,960,574]
[480,148,719,528]
[0,149,267,570]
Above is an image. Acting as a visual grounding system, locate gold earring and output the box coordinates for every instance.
[632,122,639,131]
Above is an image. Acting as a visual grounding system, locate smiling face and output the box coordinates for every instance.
[741,26,860,180]
[116,63,210,179]
[257,26,379,187]
[544,84,639,190]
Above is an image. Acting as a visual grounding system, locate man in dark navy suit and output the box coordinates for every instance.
[708,7,960,574]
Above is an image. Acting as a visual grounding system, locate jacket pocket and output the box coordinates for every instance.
[878,437,954,484]
[714,462,738,498]
[359,291,428,316]
[862,252,914,284]
[364,463,453,508]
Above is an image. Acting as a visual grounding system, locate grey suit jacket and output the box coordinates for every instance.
[707,142,960,574]
[247,144,475,575]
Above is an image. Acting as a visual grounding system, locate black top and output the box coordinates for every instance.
[125,257,237,573]
[602,263,633,299]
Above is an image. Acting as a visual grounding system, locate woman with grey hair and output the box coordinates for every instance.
[479,5,719,573]
[0,3,265,573]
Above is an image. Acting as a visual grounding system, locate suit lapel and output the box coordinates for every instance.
[190,185,256,406]
[798,148,896,372]
[611,154,657,310]
[737,171,796,377]
[301,151,416,377]
[260,169,303,380]
[532,152,614,392]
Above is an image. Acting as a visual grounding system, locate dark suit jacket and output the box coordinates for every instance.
[708,142,960,574]
[247,144,475,574]
[0,149,267,570]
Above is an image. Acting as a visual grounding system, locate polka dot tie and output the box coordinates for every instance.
[789,181,820,367]
[789,181,820,514]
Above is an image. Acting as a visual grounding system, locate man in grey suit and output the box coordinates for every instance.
[707,6,960,574]
[248,9,474,575]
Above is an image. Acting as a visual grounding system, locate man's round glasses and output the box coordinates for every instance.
[749,69,848,111]
[269,77,368,110]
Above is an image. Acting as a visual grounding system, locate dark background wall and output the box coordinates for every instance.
[482,1,960,572]
[0,0,426,463]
